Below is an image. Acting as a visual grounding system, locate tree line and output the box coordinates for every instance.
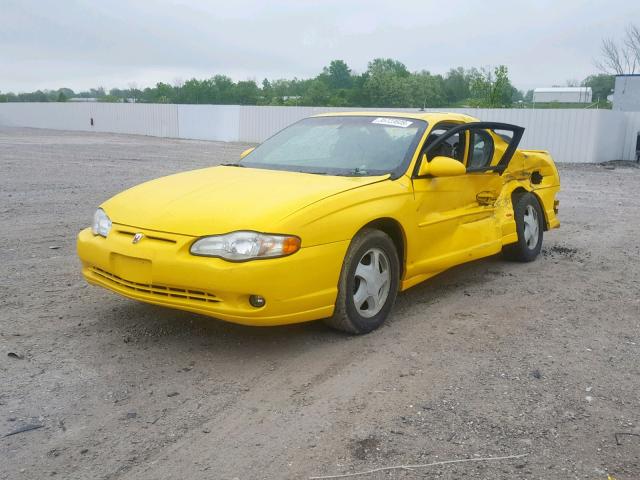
[0,58,614,108]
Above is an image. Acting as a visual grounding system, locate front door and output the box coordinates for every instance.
[410,122,524,275]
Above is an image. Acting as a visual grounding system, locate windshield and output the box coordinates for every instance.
[240,116,427,176]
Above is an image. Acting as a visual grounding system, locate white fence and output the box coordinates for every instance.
[0,103,639,163]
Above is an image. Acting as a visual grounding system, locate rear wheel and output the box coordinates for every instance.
[324,229,400,334]
[503,192,544,262]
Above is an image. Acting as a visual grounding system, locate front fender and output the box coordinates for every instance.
[277,177,414,247]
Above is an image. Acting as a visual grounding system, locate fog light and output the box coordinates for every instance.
[249,295,266,308]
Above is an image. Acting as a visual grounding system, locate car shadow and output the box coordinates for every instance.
[395,253,511,310]
[96,253,515,350]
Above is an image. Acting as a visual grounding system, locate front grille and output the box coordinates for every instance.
[91,267,220,303]
[117,229,177,244]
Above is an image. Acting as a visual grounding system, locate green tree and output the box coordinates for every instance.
[89,87,106,98]
[524,89,534,102]
[363,73,410,107]
[260,78,273,104]
[269,79,291,104]
[410,71,447,108]
[1,58,530,108]
[469,66,513,107]
[363,58,412,107]
[511,87,524,103]
[582,74,614,102]
[109,88,125,98]
[367,58,410,77]
[235,80,259,105]
[158,82,175,103]
[347,73,369,106]
[325,60,353,89]
[213,75,235,104]
[58,88,74,98]
[443,67,470,104]
[21,90,49,102]
[490,65,513,106]
[303,79,331,105]
[176,78,214,103]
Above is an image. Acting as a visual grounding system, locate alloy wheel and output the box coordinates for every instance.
[352,248,391,318]
[523,205,539,249]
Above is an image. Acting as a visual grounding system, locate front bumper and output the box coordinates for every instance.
[77,226,349,326]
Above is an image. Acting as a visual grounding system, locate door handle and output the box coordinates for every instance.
[476,191,497,206]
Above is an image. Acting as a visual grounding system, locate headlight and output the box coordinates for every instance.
[92,208,112,237]
[190,231,301,261]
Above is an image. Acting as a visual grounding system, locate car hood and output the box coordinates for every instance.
[102,166,388,236]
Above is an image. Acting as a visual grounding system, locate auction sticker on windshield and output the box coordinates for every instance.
[371,117,413,128]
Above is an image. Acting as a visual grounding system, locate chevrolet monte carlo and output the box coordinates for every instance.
[77,112,560,334]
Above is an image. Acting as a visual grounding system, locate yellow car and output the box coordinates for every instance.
[77,112,560,334]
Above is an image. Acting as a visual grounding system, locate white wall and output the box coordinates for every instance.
[90,103,180,137]
[0,103,638,163]
[613,76,640,112]
[0,102,180,137]
[430,108,624,164]
[237,106,636,163]
[177,104,240,142]
[0,102,93,130]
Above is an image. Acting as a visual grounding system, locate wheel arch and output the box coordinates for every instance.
[510,186,549,231]
[359,217,407,278]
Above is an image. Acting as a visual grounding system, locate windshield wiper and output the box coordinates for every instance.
[221,163,245,167]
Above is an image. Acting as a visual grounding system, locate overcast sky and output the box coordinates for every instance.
[2,0,639,94]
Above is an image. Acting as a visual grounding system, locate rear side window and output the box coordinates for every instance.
[468,130,494,169]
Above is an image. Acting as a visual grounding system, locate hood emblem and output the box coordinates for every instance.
[132,233,144,244]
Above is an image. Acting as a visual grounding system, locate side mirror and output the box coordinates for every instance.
[418,155,466,177]
[240,147,255,159]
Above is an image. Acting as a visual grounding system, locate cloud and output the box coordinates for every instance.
[1,0,638,93]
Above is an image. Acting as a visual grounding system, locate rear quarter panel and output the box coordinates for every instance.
[503,149,561,233]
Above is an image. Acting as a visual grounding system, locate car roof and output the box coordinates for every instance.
[312,111,479,124]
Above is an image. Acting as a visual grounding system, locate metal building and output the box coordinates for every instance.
[612,74,640,112]
[533,87,592,104]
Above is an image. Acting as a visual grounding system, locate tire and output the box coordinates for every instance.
[324,228,400,334]
[503,192,544,262]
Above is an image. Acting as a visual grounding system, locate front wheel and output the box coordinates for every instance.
[503,192,544,262]
[324,229,400,334]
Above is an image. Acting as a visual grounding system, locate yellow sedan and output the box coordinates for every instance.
[77,112,560,333]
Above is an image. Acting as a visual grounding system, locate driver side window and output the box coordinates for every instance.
[424,125,465,163]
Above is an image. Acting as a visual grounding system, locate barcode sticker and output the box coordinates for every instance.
[372,117,413,128]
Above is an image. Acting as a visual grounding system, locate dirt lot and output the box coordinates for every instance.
[1,127,639,480]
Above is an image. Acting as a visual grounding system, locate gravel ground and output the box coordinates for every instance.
[1,127,639,480]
